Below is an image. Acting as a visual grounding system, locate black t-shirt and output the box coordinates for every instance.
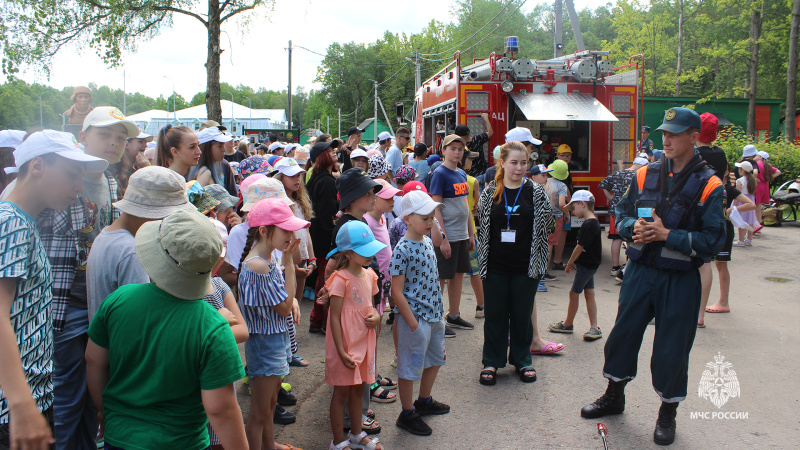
[223,151,247,164]
[488,182,535,274]
[725,184,741,219]
[575,217,602,269]
[331,214,364,250]
[697,145,728,177]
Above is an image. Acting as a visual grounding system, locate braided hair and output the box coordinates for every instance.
[238,227,260,273]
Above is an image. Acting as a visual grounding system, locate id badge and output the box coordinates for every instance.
[501,229,516,243]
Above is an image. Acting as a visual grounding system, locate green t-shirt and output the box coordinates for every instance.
[88,283,245,450]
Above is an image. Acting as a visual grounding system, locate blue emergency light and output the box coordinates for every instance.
[505,36,519,54]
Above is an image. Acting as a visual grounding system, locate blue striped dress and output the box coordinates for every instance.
[238,256,289,334]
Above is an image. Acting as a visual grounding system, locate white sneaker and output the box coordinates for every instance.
[732,240,746,247]
[744,239,752,246]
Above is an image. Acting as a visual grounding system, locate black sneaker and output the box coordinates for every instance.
[610,265,622,276]
[446,315,474,330]
[542,272,557,281]
[444,326,456,338]
[386,311,395,325]
[413,398,450,416]
[273,405,296,425]
[396,410,432,436]
[278,386,296,406]
[615,271,624,284]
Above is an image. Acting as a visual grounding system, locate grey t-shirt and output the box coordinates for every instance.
[71,175,114,309]
[86,228,149,321]
[429,165,470,241]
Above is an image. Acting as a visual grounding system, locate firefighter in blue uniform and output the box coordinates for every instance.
[580,107,726,446]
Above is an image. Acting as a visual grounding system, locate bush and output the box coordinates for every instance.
[715,127,800,190]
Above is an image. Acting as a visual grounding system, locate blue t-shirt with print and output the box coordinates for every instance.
[0,202,53,423]
[389,236,443,322]
[429,165,470,241]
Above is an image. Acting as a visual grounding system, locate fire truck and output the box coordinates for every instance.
[412,37,645,216]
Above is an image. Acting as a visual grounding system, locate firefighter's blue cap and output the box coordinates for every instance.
[656,107,701,134]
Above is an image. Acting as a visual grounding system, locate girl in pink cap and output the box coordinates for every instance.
[237,198,308,450]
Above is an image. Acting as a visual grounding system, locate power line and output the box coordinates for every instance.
[419,0,519,57]
[377,62,411,87]
[293,45,404,67]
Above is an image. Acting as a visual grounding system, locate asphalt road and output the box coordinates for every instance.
[234,222,800,449]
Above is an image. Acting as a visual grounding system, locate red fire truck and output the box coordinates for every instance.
[412,42,644,215]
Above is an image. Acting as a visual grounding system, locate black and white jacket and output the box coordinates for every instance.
[477,179,554,280]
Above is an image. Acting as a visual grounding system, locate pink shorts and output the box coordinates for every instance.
[548,216,565,246]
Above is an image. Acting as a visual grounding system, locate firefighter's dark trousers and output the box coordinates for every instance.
[602,260,701,403]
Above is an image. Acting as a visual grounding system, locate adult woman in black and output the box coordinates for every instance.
[477,141,554,385]
[306,141,340,333]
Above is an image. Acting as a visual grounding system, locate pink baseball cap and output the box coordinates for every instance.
[374,179,402,199]
[402,181,428,195]
[248,198,310,231]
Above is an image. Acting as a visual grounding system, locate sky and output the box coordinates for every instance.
[16,0,614,102]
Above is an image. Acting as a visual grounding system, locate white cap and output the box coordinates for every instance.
[566,189,595,211]
[757,151,769,160]
[268,142,287,153]
[505,126,542,145]
[5,130,109,174]
[0,130,26,149]
[742,145,757,158]
[273,157,306,177]
[197,127,233,145]
[350,148,369,160]
[633,157,649,166]
[130,131,154,142]
[401,190,444,216]
[735,161,753,172]
[378,131,392,142]
[81,106,140,138]
[284,143,300,153]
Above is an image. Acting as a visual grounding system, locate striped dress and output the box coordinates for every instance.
[239,255,289,334]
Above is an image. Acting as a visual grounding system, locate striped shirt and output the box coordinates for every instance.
[238,256,288,334]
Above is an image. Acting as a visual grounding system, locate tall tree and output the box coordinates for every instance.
[0,0,274,123]
[786,0,799,141]
[746,0,764,137]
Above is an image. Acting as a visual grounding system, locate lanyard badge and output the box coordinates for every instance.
[502,186,523,243]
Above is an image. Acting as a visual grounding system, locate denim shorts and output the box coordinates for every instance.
[245,332,291,378]
[571,264,597,294]
[395,314,446,381]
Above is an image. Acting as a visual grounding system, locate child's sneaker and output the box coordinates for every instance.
[583,327,603,340]
[475,306,485,318]
[446,314,474,330]
[444,326,456,338]
[549,321,574,333]
[385,311,395,325]
[610,265,622,276]
[615,271,624,284]
[542,272,557,281]
[537,282,548,292]
[413,398,450,416]
[396,410,432,436]
[744,238,752,246]
[732,240,746,247]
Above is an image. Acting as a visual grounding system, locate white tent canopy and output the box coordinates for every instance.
[128,100,288,136]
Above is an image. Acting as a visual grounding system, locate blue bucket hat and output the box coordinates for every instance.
[327,220,388,259]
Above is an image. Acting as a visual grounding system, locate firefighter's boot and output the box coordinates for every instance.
[653,401,679,445]
[580,379,627,418]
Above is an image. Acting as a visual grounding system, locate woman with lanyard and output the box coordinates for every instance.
[476,141,554,385]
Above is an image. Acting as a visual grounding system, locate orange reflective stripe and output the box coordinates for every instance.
[700,175,723,202]
[636,166,648,190]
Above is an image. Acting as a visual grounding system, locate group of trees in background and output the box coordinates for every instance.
[1,0,797,139]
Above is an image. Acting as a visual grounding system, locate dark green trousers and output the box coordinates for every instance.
[481,272,539,369]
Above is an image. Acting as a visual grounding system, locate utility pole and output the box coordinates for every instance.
[327,116,330,134]
[163,76,176,122]
[288,40,293,130]
[373,79,378,143]
[405,51,422,94]
[224,91,234,130]
[554,0,563,57]
[39,93,44,127]
[338,108,341,138]
[123,70,126,115]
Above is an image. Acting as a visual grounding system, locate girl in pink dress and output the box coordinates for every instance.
[753,152,781,232]
[325,221,386,450]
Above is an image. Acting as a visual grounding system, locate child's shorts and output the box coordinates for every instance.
[395,314,446,381]
[245,331,291,378]
[571,264,597,294]
[434,239,470,279]
[548,216,565,246]
[467,248,480,276]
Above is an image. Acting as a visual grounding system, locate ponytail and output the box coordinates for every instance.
[238,227,259,273]
[762,160,775,183]
[156,124,194,167]
[744,170,757,194]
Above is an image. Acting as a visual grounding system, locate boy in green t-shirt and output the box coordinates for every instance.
[86,209,247,450]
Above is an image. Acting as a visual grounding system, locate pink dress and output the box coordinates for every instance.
[324,268,379,386]
[754,160,777,204]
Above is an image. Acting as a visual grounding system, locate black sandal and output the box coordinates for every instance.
[369,385,397,403]
[516,366,537,383]
[479,367,497,386]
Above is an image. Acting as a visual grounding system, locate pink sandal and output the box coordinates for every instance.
[531,341,565,355]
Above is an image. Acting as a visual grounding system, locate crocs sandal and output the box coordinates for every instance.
[375,375,397,390]
[369,385,397,403]
[530,341,564,355]
[516,366,537,383]
[705,303,731,313]
[348,431,382,450]
[289,354,309,367]
[479,367,497,386]
[548,321,574,333]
